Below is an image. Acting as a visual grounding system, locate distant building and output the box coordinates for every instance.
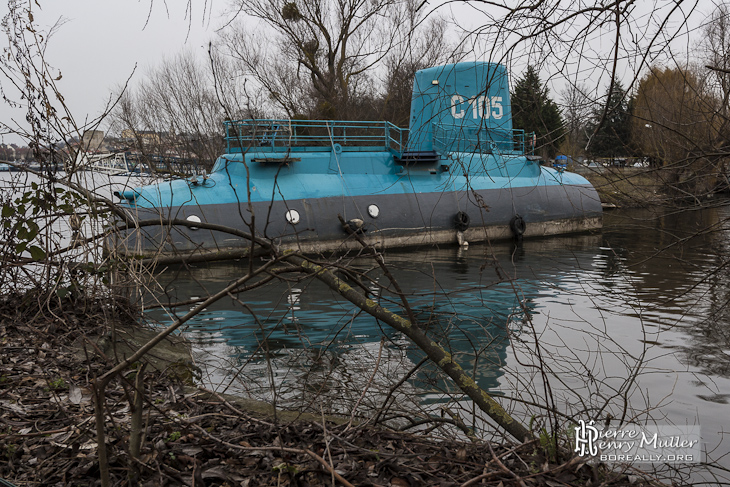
[0,143,16,161]
[121,129,163,146]
[82,130,105,151]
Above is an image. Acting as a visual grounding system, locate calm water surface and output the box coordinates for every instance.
[144,202,730,470]
[5,170,726,472]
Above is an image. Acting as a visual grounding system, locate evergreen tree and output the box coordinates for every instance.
[587,81,632,161]
[511,66,564,157]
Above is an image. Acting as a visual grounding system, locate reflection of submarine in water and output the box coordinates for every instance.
[146,235,603,399]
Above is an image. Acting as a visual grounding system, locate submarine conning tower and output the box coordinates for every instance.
[404,62,521,160]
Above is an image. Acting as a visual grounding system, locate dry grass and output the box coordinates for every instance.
[576,166,670,207]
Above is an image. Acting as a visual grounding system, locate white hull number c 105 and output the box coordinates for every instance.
[451,95,503,120]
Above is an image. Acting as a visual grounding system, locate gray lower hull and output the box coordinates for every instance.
[117,184,602,257]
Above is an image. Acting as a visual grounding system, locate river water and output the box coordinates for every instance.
[3,171,729,473]
[143,200,730,472]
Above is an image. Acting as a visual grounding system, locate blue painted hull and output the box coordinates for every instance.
[117,150,602,255]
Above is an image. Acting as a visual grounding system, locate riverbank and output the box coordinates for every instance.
[576,164,730,207]
[574,166,667,207]
[0,294,663,486]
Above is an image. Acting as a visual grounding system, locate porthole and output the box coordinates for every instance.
[186,214,201,230]
[286,209,300,224]
[367,204,379,218]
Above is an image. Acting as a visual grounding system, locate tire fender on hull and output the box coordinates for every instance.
[454,211,470,232]
[509,215,526,238]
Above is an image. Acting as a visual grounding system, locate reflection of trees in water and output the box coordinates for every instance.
[681,211,730,380]
[601,206,726,292]
[601,205,730,381]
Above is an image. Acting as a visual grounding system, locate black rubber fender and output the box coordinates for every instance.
[509,215,526,237]
[454,211,470,232]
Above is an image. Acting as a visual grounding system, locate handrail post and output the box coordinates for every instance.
[225,122,229,153]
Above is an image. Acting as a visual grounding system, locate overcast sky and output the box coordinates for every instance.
[0,0,227,145]
[0,0,719,147]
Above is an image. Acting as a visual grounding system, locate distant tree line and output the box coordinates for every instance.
[509,3,730,196]
[110,0,730,196]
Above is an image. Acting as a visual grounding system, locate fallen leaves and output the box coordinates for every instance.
[0,298,650,487]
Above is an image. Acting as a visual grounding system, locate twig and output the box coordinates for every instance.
[346,336,384,430]
[321,406,336,486]
[706,64,730,74]
[195,386,273,426]
[128,454,181,484]
[129,362,147,461]
[371,356,428,425]
[397,416,476,434]
[459,469,503,487]
[150,401,356,487]
[5,427,71,438]
[487,440,527,487]
[186,419,356,487]
[440,406,478,442]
